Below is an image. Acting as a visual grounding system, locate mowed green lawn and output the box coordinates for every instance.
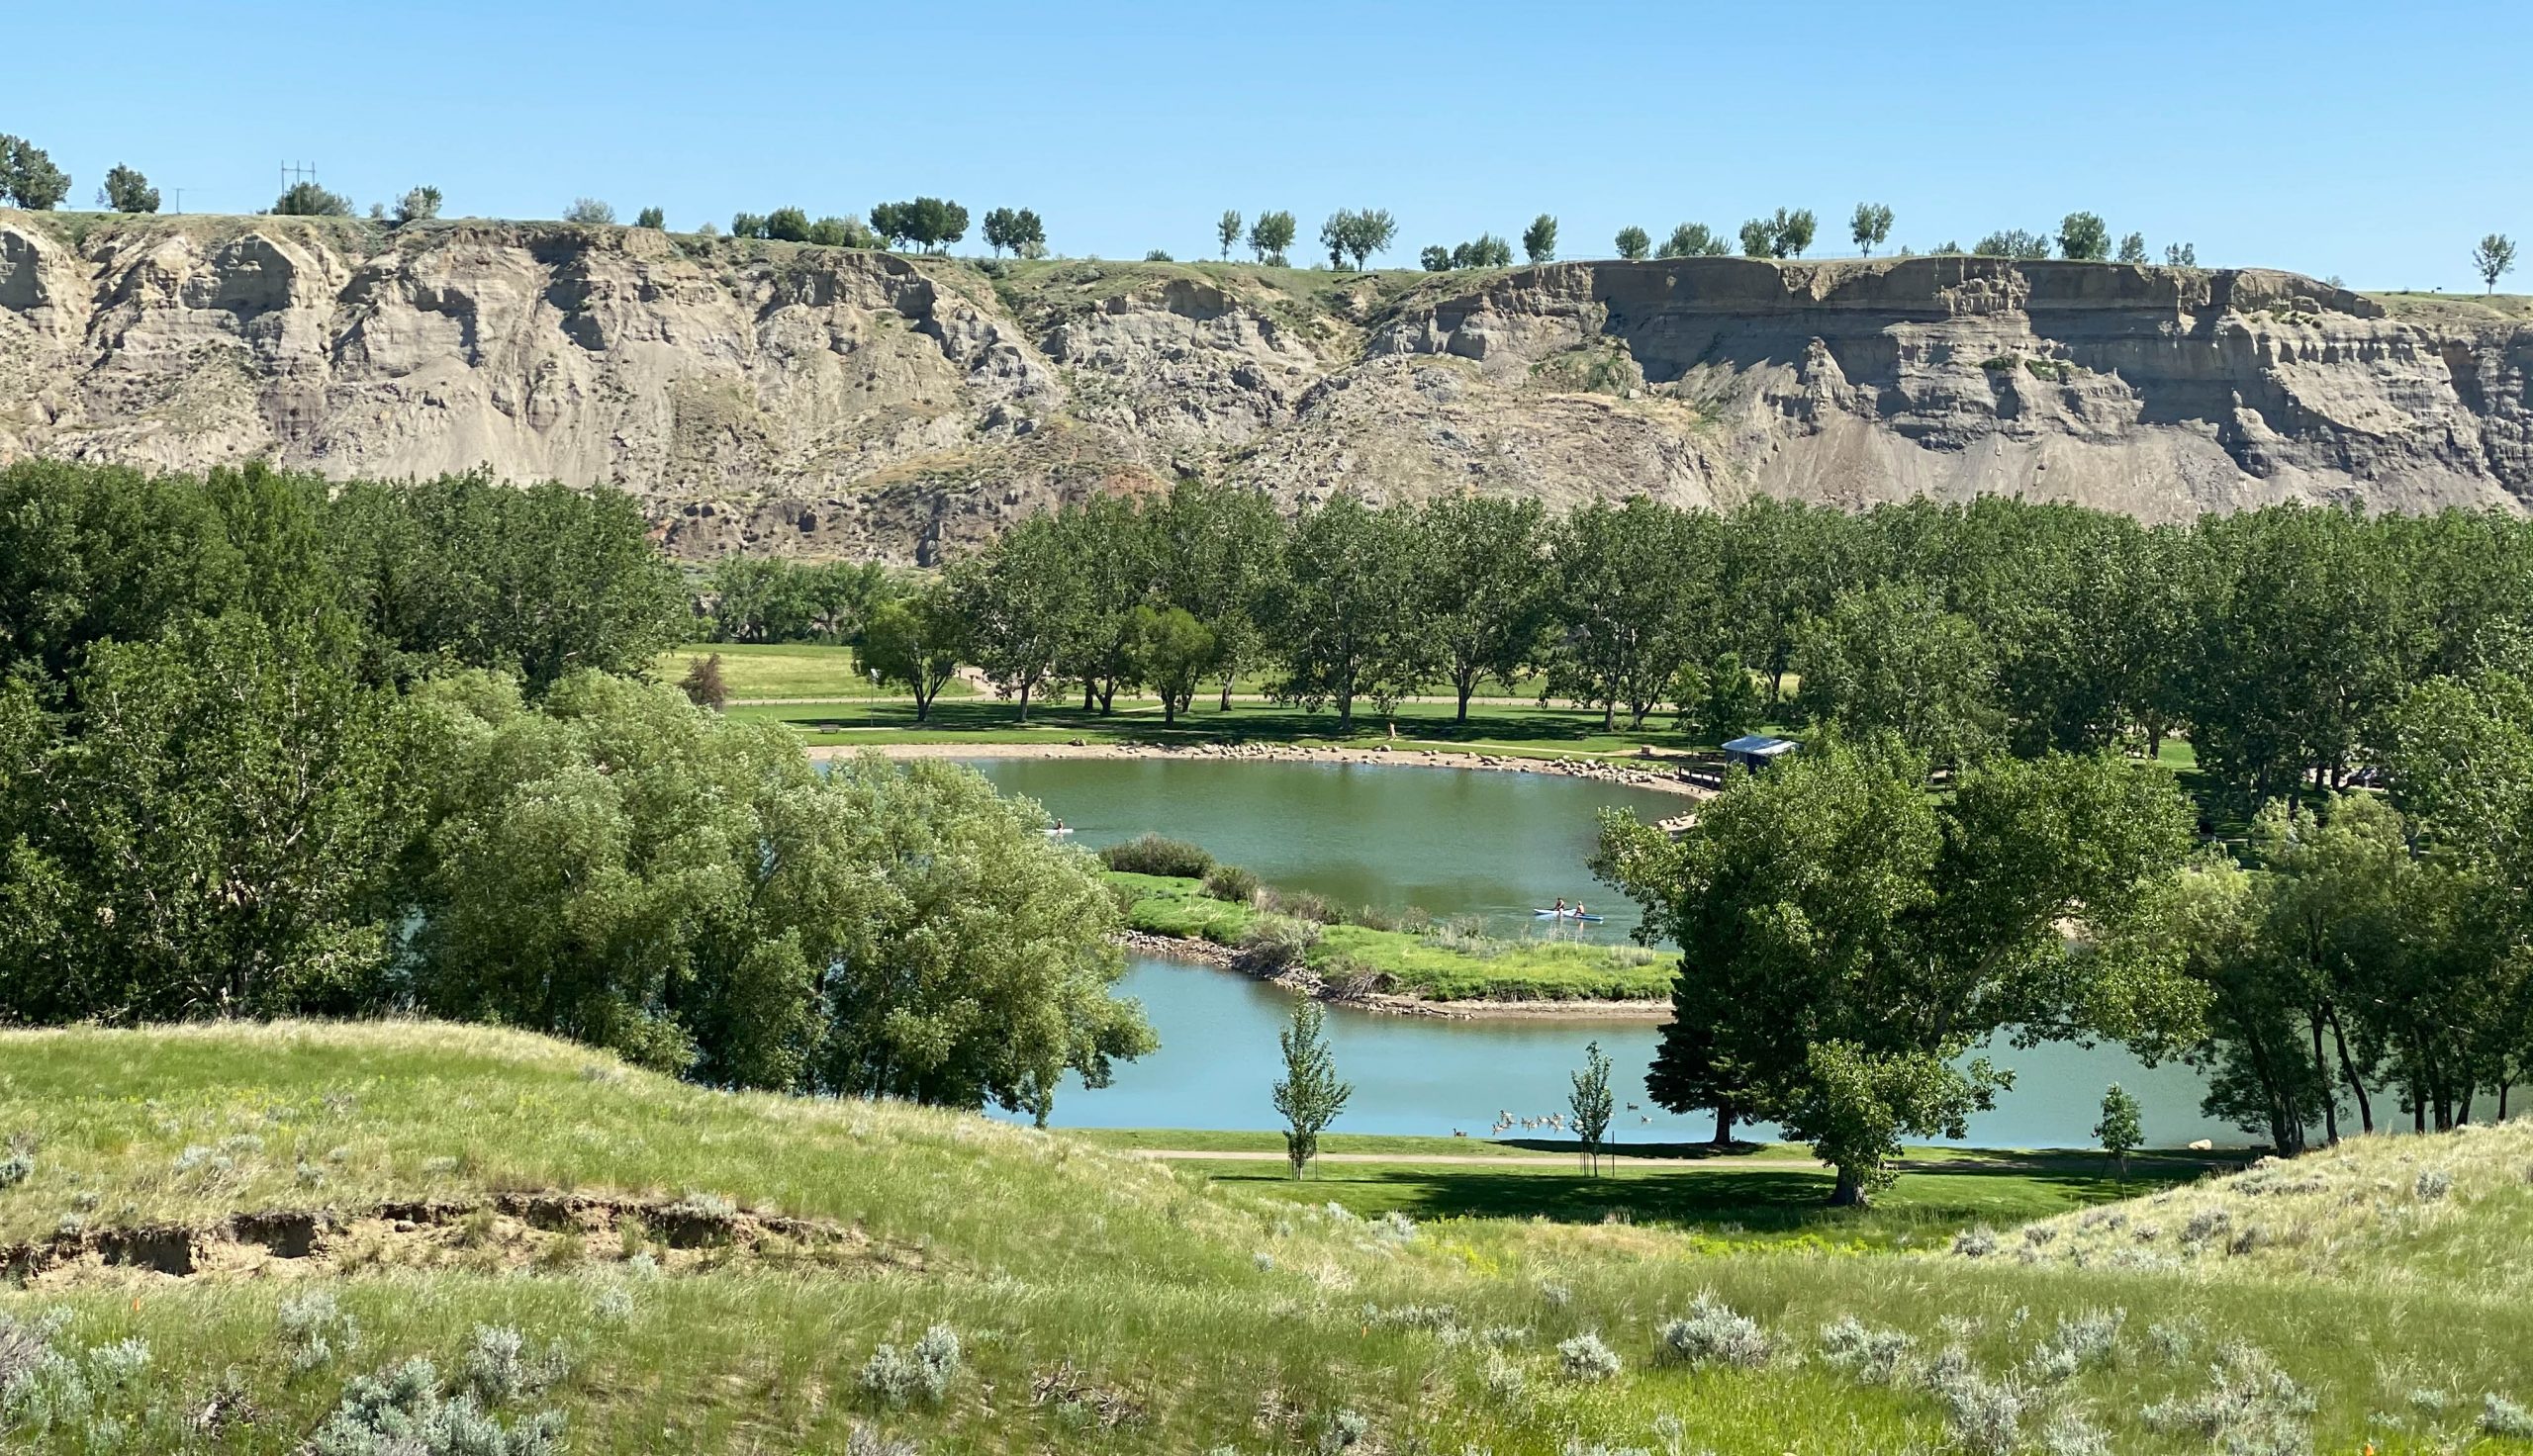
[732,693,1763,762]
[1072,1128,2230,1248]
[652,641,972,699]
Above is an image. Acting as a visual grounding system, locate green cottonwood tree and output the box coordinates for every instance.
[1418,495,1548,722]
[0,615,413,1026]
[1614,226,1650,260]
[1272,1000,1352,1178]
[1049,495,1156,714]
[1523,214,1558,263]
[1595,738,2197,1203]
[862,586,966,721]
[1124,605,1214,725]
[2474,234,2517,295]
[2058,212,2111,261]
[100,165,158,214]
[1249,210,1296,265]
[1217,209,1242,259]
[1545,499,1710,731]
[953,516,1080,722]
[1793,580,2003,770]
[0,136,69,210]
[273,181,353,217]
[1267,494,1430,728]
[1143,478,1284,711]
[1849,202,1893,256]
[1658,223,1731,258]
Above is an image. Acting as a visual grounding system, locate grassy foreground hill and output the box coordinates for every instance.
[2,1023,2531,1453]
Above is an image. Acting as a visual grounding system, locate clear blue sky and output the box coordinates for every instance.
[13,0,2528,291]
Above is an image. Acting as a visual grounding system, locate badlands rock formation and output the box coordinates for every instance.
[2,211,2526,560]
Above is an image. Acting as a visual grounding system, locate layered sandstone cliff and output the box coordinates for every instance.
[3,211,2526,560]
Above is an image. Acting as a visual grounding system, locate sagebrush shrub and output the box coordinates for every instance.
[1818,1315,1914,1385]
[2025,1308,2122,1383]
[2146,1317,2200,1365]
[845,1424,919,1456]
[2414,1167,2454,1202]
[860,1324,962,1408]
[0,1152,30,1189]
[279,1290,359,1372]
[1951,1225,1999,1257]
[1482,1349,1528,1404]
[1098,834,1213,878]
[2484,1394,2533,1438]
[2037,1408,2111,1456]
[304,1356,566,1456]
[463,1325,564,1405]
[1658,1294,1771,1369]
[2142,1343,2314,1456]
[1928,1364,2027,1456]
[1557,1331,1621,1382]
[86,1337,150,1389]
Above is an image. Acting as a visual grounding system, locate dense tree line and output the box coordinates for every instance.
[0,461,1148,1121]
[900,488,2533,814]
[701,557,901,645]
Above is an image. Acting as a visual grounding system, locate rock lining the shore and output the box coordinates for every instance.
[852,738,1712,809]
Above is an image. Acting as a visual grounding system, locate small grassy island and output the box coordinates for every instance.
[1107,869,1673,1004]
[1090,831,1675,1006]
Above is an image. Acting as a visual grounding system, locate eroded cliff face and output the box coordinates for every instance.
[3,212,2527,561]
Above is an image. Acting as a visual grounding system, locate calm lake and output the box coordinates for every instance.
[967,756,2244,1148]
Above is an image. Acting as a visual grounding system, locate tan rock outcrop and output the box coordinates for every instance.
[3,212,2526,560]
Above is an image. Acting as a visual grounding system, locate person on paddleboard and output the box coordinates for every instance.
[1552,898,1566,915]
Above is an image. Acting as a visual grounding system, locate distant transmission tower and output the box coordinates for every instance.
[280,161,319,192]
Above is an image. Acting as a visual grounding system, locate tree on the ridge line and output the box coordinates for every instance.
[1850,202,1893,256]
[2474,233,2517,295]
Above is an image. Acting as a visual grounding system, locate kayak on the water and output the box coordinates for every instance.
[1533,908,1604,922]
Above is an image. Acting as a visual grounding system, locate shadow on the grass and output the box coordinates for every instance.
[1207,1160,2203,1236]
[770,698,1725,753]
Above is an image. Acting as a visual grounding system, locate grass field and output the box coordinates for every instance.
[734,693,1752,763]
[2368,289,2533,325]
[652,641,973,699]
[6,1022,2532,1454]
[1109,869,1677,1001]
[1178,1158,2171,1251]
